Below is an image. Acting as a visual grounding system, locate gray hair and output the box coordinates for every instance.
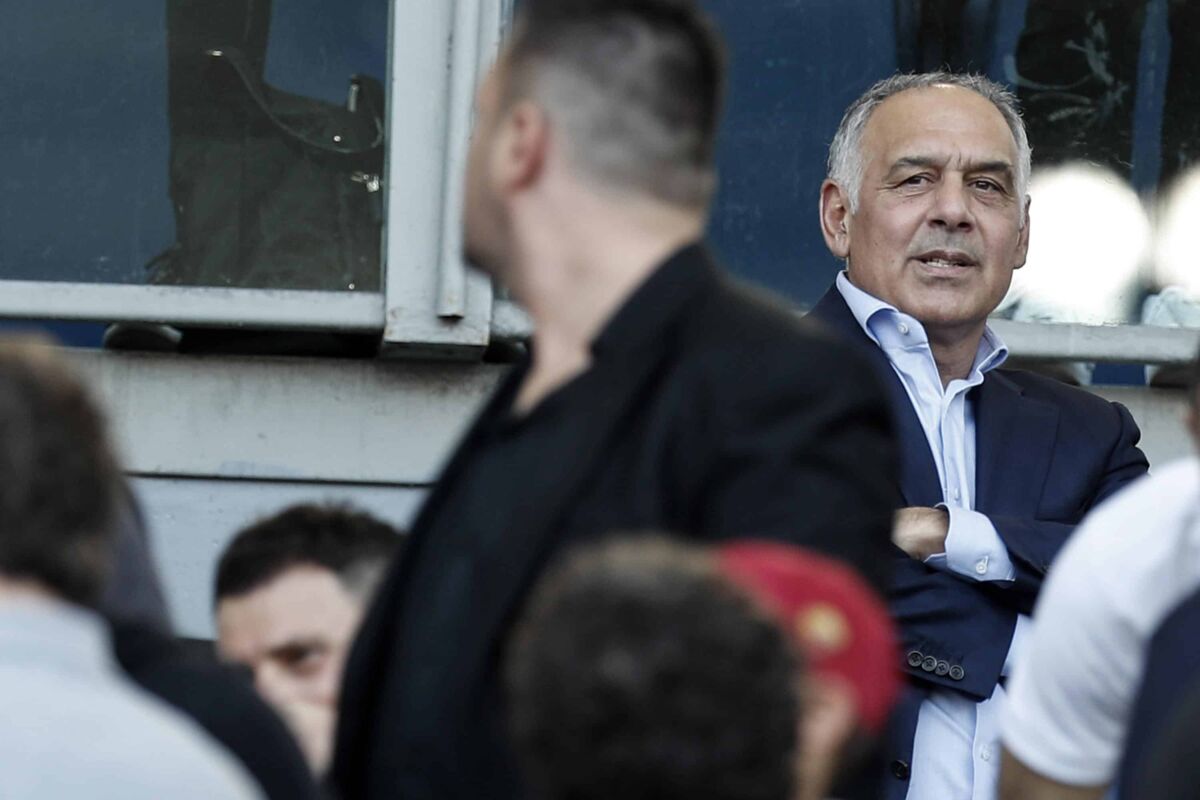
[827,72,1032,224]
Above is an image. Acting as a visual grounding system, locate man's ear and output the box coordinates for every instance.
[820,180,852,260]
[494,100,549,194]
[1014,195,1032,270]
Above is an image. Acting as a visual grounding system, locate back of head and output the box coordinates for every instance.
[215,503,400,604]
[505,0,725,209]
[0,338,121,606]
[506,536,799,800]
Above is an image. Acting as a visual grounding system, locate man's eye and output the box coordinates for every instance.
[901,175,929,186]
[277,645,326,673]
[972,180,1002,192]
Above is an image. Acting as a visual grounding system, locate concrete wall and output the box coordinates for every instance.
[70,350,1191,638]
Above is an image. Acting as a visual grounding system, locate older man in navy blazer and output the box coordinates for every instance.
[808,72,1149,800]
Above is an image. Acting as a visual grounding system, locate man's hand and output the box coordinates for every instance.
[892,507,950,561]
[273,697,336,776]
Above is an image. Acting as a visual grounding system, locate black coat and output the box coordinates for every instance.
[331,244,900,800]
[112,622,324,800]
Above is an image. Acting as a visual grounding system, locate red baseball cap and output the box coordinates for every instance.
[715,541,901,735]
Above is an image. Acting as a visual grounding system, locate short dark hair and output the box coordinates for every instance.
[504,0,726,208]
[214,503,401,604]
[505,537,800,800]
[0,338,122,606]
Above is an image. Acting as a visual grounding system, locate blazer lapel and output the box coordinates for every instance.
[974,370,1059,516]
[808,288,942,506]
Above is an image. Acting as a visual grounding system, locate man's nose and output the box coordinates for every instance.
[254,663,292,706]
[928,178,974,231]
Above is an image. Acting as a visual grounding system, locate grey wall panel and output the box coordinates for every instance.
[133,476,426,639]
[1094,385,1194,468]
[73,351,504,483]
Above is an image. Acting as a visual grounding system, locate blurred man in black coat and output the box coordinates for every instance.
[330,2,899,798]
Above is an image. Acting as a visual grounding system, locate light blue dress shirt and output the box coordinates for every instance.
[836,272,1032,800]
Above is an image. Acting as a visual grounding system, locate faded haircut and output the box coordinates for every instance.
[828,71,1032,225]
[503,0,726,209]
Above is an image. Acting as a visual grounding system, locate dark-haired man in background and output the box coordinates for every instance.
[215,503,400,775]
[331,1,898,798]
[809,73,1149,799]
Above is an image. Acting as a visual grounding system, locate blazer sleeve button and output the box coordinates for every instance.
[921,656,938,672]
[949,665,965,681]
[935,660,950,677]
[891,760,911,780]
[906,650,924,668]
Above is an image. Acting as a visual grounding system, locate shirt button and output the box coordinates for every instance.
[975,558,989,575]
[981,745,993,762]
[898,323,910,335]
[953,488,962,501]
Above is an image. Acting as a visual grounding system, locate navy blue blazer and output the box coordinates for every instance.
[808,287,1149,795]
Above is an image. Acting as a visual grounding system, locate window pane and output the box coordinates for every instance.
[1,0,388,291]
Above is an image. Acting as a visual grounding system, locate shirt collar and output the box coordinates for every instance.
[834,270,1009,378]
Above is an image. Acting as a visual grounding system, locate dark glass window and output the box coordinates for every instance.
[1,0,387,291]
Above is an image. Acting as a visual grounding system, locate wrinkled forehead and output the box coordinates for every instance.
[862,85,1019,173]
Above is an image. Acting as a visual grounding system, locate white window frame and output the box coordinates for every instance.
[0,0,1194,369]
[0,0,512,356]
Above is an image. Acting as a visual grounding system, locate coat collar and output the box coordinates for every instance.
[810,288,943,506]
[338,243,721,758]
[453,243,719,676]
[808,287,1058,512]
[589,241,717,359]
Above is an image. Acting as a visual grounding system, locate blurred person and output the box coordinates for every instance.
[809,72,1149,800]
[506,537,802,800]
[999,349,1200,800]
[332,2,899,798]
[505,537,900,800]
[1133,645,1200,800]
[215,502,401,774]
[1117,584,1200,797]
[716,541,902,800]
[0,337,261,800]
[104,490,323,800]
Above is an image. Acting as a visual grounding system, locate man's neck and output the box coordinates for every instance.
[508,197,703,414]
[926,322,986,387]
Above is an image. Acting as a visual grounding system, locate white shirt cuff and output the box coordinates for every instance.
[923,506,1016,582]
